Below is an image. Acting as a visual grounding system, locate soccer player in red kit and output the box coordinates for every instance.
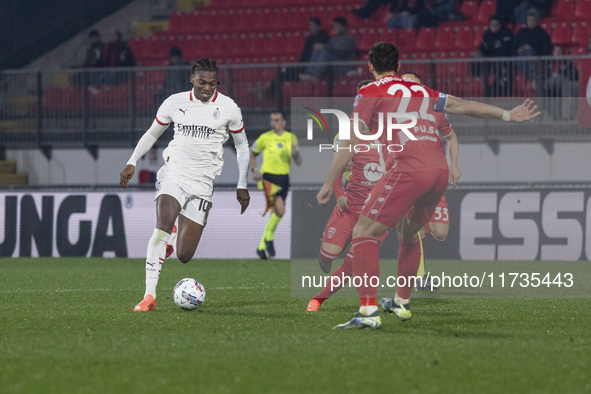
[316,42,540,329]
[307,80,388,312]
[400,72,461,290]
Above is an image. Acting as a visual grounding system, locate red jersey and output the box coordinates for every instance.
[345,145,385,209]
[353,75,449,172]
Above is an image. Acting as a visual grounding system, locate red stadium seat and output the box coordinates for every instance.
[285,31,305,56]
[61,86,83,111]
[574,0,591,20]
[218,9,238,32]
[454,25,475,50]
[43,87,63,111]
[266,33,287,56]
[416,27,436,51]
[359,28,381,52]
[539,21,553,36]
[572,46,588,55]
[382,28,397,44]
[210,34,232,61]
[551,22,572,46]
[473,25,486,49]
[551,0,574,19]
[168,11,189,35]
[332,76,358,97]
[459,1,478,21]
[247,33,267,57]
[396,28,417,52]
[434,25,454,50]
[236,8,257,32]
[572,21,591,48]
[231,34,252,58]
[128,37,147,61]
[476,0,496,24]
[252,8,274,32]
[290,7,311,31]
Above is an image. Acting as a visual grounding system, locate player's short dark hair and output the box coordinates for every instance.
[270,111,287,121]
[402,72,421,83]
[309,17,321,26]
[357,79,373,91]
[333,17,348,28]
[89,30,100,38]
[368,41,399,74]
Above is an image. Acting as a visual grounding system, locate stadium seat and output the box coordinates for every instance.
[128,37,147,61]
[236,8,257,32]
[539,21,553,36]
[332,76,358,97]
[574,0,591,20]
[551,0,574,19]
[266,33,287,56]
[396,28,417,52]
[476,0,496,24]
[382,28,397,44]
[218,9,238,32]
[551,22,572,46]
[572,45,588,55]
[43,87,63,111]
[434,25,455,50]
[572,21,590,48]
[454,25,475,50]
[168,11,188,35]
[416,27,436,51]
[61,86,83,111]
[473,25,486,49]
[459,1,478,21]
[210,34,232,61]
[231,34,252,58]
[289,7,311,31]
[359,28,381,52]
[285,31,305,56]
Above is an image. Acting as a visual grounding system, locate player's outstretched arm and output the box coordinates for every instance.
[231,128,250,214]
[446,131,461,188]
[445,96,540,122]
[316,122,358,206]
[119,119,168,189]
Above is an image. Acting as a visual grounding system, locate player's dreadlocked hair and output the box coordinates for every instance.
[368,41,399,74]
[192,58,218,74]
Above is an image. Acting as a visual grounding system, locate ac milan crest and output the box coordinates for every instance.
[327,227,336,239]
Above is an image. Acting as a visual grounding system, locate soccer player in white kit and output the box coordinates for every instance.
[119,58,251,311]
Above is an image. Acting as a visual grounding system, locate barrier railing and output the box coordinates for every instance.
[1,55,590,151]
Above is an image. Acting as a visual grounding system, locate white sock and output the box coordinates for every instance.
[144,228,170,298]
[359,305,378,315]
[395,294,409,306]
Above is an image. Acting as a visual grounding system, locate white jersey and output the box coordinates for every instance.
[155,89,244,185]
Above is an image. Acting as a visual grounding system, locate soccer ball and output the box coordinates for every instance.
[173,278,206,310]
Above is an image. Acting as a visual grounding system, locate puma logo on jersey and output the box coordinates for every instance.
[179,108,187,115]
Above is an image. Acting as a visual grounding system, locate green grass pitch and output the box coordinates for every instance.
[1,258,591,394]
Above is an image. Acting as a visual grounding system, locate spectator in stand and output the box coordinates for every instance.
[352,0,396,20]
[514,0,552,25]
[473,15,514,96]
[154,46,189,110]
[386,0,438,29]
[83,30,104,68]
[299,17,330,65]
[301,17,357,82]
[544,45,579,120]
[431,0,464,23]
[100,29,135,85]
[249,17,329,100]
[514,9,551,94]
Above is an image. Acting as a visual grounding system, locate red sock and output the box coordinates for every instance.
[397,236,421,299]
[351,237,380,306]
[316,252,354,299]
[319,248,339,262]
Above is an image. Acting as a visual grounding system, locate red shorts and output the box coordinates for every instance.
[362,167,449,228]
[429,194,449,224]
[322,205,388,248]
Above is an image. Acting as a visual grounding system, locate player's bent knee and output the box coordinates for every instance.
[177,252,193,264]
[430,224,449,241]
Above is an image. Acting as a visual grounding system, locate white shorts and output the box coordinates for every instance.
[155,165,213,226]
